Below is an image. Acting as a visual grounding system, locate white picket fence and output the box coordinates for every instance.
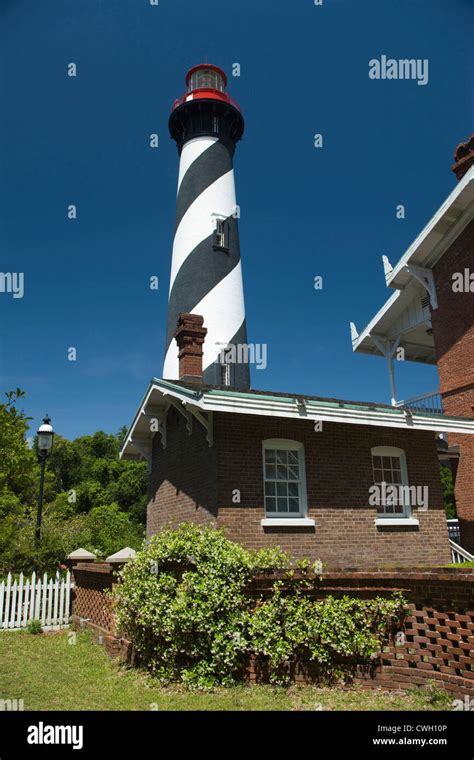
[0,571,73,631]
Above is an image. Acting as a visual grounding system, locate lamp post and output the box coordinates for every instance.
[35,414,55,544]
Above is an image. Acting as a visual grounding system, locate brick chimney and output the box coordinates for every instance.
[452,134,474,181]
[173,313,207,384]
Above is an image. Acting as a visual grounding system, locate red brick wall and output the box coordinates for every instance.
[147,406,450,568]
[215,413,449,567]
[431,220,474,551]
[147,405,218,536]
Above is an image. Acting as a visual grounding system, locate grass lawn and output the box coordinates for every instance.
[443,561,474,568]
[0,630,454,711]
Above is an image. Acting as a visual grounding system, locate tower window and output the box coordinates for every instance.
[220,362,231,386]
[212,116,219,133]
[216,219,225,248]
[220,346,232,386]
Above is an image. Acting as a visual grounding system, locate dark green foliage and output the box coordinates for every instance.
[440,464,456,519]
[0,391,146,573]
[1,506,144,575]
[0,390,38,510]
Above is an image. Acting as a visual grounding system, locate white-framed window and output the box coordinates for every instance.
[220,360,231,386]
[371,446,410,517]
[215,218,225,247]
[263,439,307,517]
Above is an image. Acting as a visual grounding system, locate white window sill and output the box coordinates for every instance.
[261,517,315,527]
[375,517,419,527]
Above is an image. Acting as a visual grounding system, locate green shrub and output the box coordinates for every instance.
[247,582,404,683]
[26,619,43,635]
[115,524,287,686]
[115,524,406,688]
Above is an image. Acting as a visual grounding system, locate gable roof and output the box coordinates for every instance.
[351,283,435,363]
[120,378,474,461]
[385,166,473,289]
[351,166,474,360]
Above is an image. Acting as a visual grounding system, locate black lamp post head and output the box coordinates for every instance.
[37,414,55,455]
[35,413,55,546]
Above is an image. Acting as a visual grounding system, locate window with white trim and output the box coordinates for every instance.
[263,440,307,517]
[220,356,231,386]
[371,446,410,517]
[215,219,225,248]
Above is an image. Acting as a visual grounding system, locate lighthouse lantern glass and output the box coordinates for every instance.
[188,68,225,93]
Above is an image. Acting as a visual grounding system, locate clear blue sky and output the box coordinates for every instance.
[0,0,471,440]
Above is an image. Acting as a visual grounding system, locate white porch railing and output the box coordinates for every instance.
[449,540,474,564]
[0,571,73,631]
[394,390,443,415]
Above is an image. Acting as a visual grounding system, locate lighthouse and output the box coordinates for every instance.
[163,64,250,389]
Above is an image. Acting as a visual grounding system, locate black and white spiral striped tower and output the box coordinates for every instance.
[163,64,250,389]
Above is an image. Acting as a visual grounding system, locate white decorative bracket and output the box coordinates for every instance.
[370,334,401,361]
[167,397,193,435]
[404,264,438,310]
[382,255,394,281]
[157,419,167,449]
[295,397,307,415]
[130,436,153,472]
[142,404,167,449]
[187,406,214,446]
[350,322,359,346]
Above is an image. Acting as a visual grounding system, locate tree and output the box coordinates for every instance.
[44,430,147,519]
[0,389,37,509]
[0,512,90,576]
[0,390,148,573]
[440,464,456,519]
[104,462,147,521]
[45,435,82,492]
[82,503,144,558]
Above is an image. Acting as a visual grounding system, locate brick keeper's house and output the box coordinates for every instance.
[351,135,474,555]
[121,124,474,570]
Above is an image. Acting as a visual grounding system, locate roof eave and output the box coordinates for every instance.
[120,379,474,461]
[386,166,474,289]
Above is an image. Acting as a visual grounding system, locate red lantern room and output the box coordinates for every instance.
[186,64,227,93]
[171,63,240,112]
[169,63,244,154]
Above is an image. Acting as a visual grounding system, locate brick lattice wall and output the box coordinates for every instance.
[72,563,116,632]
[71,563,474,698]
